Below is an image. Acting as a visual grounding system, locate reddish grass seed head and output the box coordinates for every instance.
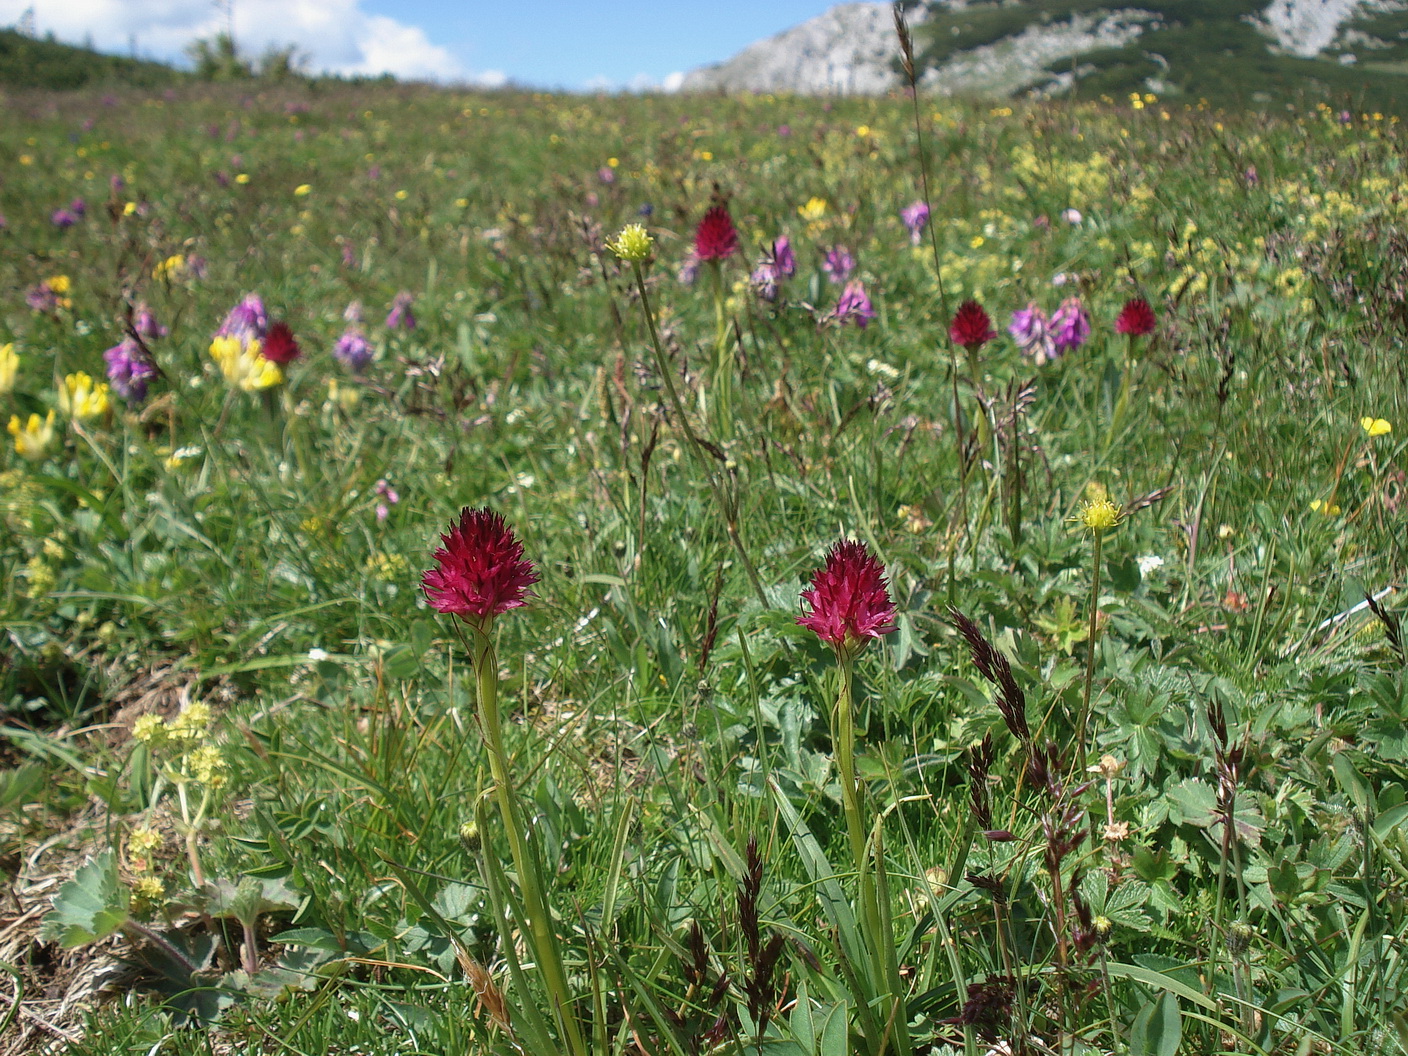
[797,539,897,657]
[422,507,539,623]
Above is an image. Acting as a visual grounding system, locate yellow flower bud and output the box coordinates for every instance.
[607,223,654,263]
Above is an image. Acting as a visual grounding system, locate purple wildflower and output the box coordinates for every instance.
[104,337,158,403]
[900,201,930,244]
[677,249,701,286]
[70,198,87,217]
[386,292,416,330]
[51,208,79,228]
[334,328,374,372]
[217,294,268,341]
[134,303,167,340]
[823,245,855,285]
[832,280,875,329]
[1050,297,1091,354]
[25,282,59,313]
[1009,302,1057,365]
[374,478,400,522]
[770,236,796,278]
[751,263,779,302]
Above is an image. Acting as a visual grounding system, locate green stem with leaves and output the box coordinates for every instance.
[473,629,586,1056]
[628,260,768,608]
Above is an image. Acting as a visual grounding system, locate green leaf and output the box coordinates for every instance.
[1129,991,1182,1056]
[39,850,130,947]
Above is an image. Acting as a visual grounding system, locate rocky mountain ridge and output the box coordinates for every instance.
[681,0,1408,102]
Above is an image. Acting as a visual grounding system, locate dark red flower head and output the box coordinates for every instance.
[260,321,302,365]
[422,507,539,623]
[950,300,997,350]
[694,205,739,262]
[797,539,897,657]
[1115,297,1155,337]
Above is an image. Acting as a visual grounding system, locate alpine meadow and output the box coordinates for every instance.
[3,10,1408,1056]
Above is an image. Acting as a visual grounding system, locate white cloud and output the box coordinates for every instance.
[0,0,476,82]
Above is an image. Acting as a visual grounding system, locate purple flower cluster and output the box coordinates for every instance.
[900,201,930,245]
[386,291,416,330]
[1009,296,1091,365]
[217,293,268,342]
[750,236,797,302]
[104,337,158,403]
[832,280,875,329]
[823,245,855,285]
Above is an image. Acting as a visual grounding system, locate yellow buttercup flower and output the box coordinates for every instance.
[153,254,185,280]
[0,344,17,393]
[8,411,56,460]
[58,372,111,420]
[294,183,311,196]
[797,197,827,222]
[47,275,71,295]
[607,223,653,263]
[1362,416,1393,437]
[1309,499,1342,516]
[209,335,283,391]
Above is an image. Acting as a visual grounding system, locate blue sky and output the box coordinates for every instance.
[1,0,845,89]
[370,1,843,89]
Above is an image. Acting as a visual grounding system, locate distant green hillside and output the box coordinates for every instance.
[915,0,1408,112]
[0,29,181,90]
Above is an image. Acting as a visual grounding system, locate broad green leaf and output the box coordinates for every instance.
[39,850,130,947]
[1129,991,1181,1056]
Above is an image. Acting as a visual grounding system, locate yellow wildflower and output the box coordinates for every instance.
[797,197,827,222]
[1309,499,1342,516]
[8,411,56,460]
[606,223,653,263]
[57,372,111,420]
[1079,499,1122,532]
[169,700,212,742]
[129,827,163,858]
[1361,417,1393,437]
[47,275,71,295]
[294,183,311,196]
[23,556,55,597]
[209,336,283,391]
[153,254,185,280]
[132,876,165,901]
[0,344,17,393]
[132,714,168,746]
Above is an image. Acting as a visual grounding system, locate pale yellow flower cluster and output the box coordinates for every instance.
[209,334,283,391]
[57,372,111,420]
[7,411,55,460]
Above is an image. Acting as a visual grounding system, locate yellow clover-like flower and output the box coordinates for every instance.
[797,197,827,222]
[1361,416,1393,437]
[607,223,654,263]
[209,336,283,391]
[58,372,111,420]
[8,410,56,460]
[0,343,17,393]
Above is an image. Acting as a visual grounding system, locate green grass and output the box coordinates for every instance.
[1,80,1407,1055]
